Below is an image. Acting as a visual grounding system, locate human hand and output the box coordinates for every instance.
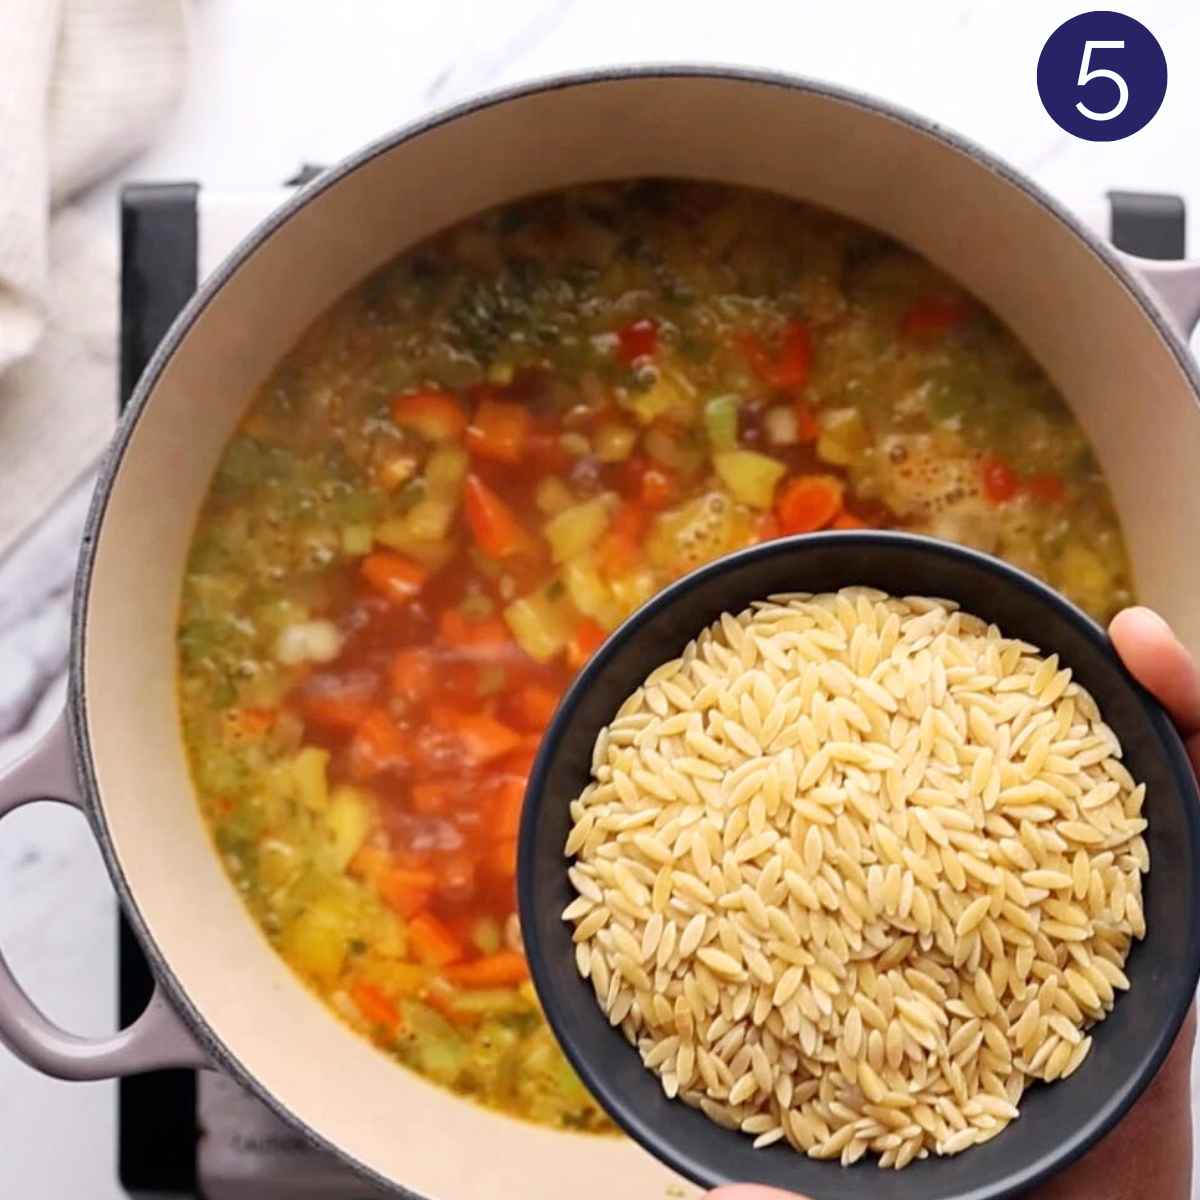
[707,607,1199,1200]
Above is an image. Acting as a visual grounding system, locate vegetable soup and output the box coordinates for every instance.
[178,180,1132,1131]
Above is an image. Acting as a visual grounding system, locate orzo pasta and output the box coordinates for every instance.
[564,588,1148,1167]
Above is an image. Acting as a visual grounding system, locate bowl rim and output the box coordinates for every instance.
[519,529,1200,1198]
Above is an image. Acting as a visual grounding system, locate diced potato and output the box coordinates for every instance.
[258,837,301,890]
[279,900,349,985]
[713,451,787,508]
[373,519,456,571]
[275,619,343,666]
[764,405,798,446]
[503,588,574,662]
[535,476,574,516]
[425,446,469,498]
[404,498,456,541]
[487,361,515,386]
[609,567,658,615]
[341,524,374,556]
[544,498,612,563]
[593,422,637,462]
[620,367,696,427]
[562,556,622,629]
[292,746,331,810]
[644,425,705,475]
[325,786,373,872]
[816,407,869,466]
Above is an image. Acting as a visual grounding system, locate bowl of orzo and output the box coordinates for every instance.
[518,530,1200,1200]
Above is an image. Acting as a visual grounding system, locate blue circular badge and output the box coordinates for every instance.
[1037,11,1167,141]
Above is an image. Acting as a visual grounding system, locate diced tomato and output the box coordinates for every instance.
[463,475,535,559]
[775,475,844,534]
[441,660,483,708]
[467,396,533,464]
[349,981,401,1030]
[431,707,522,765]
[794,400,819,443]
[616,318,658,363]
[509,683,560,732]
[390,390,468,441]
[981,457,1019,505]
[300,670,378,730]
[410,782,448,815]
[753,513,782,543]
[488,838,519,879]
[1025,473,1065,503]
[527,429,572,473]
[567,618,607,671]
[493,777,527,839]
[348,709,411,780]
[390,647,436,705]
[360,552,428,605]
[900,295,972,340]
[738,320,812,391]
[409,912,465,966]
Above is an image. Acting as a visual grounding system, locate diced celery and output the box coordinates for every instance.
[703,394,740,450]
[593,422,637,462]
[292,746,330,810]
[325,786,372,871]
[713,450,786,508]
[445,987,528,1016]
[341,524,374,556]
[503,588,574,662]
[544,498,611,563]
[562,555,622,629]
[535,476,574,516]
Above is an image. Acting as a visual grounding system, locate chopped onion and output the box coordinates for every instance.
[275,619,343,665]
[764,405,799,446]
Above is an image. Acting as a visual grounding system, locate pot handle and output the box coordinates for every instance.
[0,707,208,1079]
[1121,253,1200,339]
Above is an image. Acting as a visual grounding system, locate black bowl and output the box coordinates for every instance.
[518,532,1200,1200]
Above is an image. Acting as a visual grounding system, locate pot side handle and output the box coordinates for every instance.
[1120,253,1200,340]
[0,707,208,1079]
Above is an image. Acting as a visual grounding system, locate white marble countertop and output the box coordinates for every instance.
[3,0,1200,1195]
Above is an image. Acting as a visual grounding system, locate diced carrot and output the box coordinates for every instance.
[226,707,276,739]
[567,618,607,670]
[439,610,512,652]
[464,475,535,559]
[489,837,519,878]
[443,951,530,989]
[900,295,972,340]
[794,400,819,443]
[409,911,465,966]
[596,529,640,577]
[980,457,1019,505]
[493,777,527,839]
[467,397,533,464]
[775,475,844,534]
[360,552,428,605]
[348,708,411,779]
[832,512,869,530]
[498,745,539,780]
[348,844,391,884]
[1025,473,1065,503]
[350,981,401,1030]
[510,682,560,732]
[378,865,437,918]
[300,670,378,730]
[432,707,522,765]
[390,647,436,705]
[616,318,658,363]
[390,390,468,441]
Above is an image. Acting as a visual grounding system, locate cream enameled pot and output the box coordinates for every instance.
[2,69,1200,1200]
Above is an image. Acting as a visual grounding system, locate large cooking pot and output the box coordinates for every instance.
[2,68,1200,1200]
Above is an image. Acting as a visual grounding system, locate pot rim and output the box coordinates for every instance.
[67,62,1200,1196]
